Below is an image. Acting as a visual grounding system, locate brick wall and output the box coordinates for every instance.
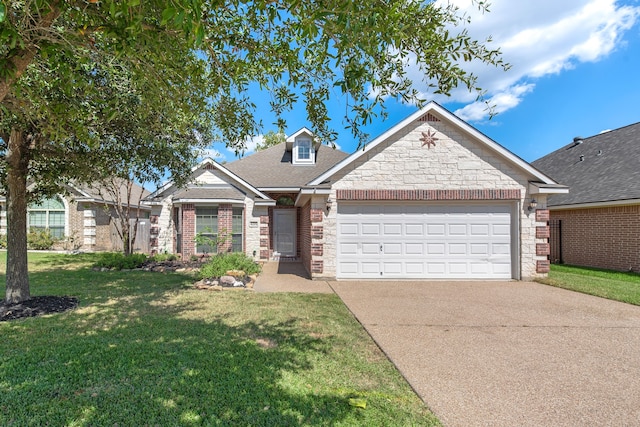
[551,205,640,272]
[181,204,195,258]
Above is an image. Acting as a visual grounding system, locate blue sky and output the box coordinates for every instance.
[208,0,640,164]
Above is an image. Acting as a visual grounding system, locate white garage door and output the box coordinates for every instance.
[337,203,513,279]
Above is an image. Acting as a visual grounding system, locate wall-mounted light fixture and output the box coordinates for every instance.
[527,198,538,212]
[326,198,332,213]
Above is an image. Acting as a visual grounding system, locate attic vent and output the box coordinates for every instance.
[418,113,440,122]
[204,164,216,170]
[579,155,584,162]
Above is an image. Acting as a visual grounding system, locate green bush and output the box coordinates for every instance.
[27,228,57,250]
[199,252,261,279]
[94,252,148,270]
[150,252,178,262]
[0,233,6,249]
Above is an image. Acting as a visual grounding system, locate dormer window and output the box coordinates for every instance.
[293,138,315,165]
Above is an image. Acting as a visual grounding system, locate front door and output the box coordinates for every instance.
[274,209,296,257]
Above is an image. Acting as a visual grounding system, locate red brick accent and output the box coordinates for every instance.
[217,204,233,253]
[311,226,323,239]
[310,208,324,223]
[311,243,323,256]
[311,260,323,273]
[150,215,159,224]
[181,204,195,258]
[536,260,550,273]
[260,249,269,259]
[260,227,269,236]
[336,189,521,201]
[260,215,269,224]
[550,205,640,272]
[536,226,550,239]
[535,209,550,222]
[536,243,550,256]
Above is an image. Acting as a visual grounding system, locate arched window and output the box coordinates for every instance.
[276,196,295,206]
[28,196,66,239]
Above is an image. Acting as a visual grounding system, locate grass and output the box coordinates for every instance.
[537,264,640,305]
[0,251,438,426]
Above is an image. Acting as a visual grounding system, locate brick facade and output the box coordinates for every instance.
[299,202,312,274]
[550,205,640,272]
[337,188,522,201]
[181,204,195,258]
[218,204,233,253]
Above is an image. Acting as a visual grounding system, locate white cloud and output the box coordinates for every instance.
[417,0,640,120]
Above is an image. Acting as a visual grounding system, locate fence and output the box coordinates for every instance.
[110,218,150,253]
[549,219,562,264]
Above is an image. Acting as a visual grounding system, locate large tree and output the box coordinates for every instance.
[1,0,506,303]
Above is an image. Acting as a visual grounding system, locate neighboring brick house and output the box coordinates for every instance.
[532,122,640,272]
[146,102,566,280]
[0,182,150,252]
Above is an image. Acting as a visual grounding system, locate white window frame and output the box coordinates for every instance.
[293,138,315,165]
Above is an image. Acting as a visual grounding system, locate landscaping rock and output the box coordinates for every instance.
[220,275,236,286]
[226,269,246,277]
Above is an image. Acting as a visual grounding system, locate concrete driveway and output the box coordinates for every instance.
[330,280,640,427]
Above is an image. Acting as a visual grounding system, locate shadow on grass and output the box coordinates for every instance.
[1,272,358,426]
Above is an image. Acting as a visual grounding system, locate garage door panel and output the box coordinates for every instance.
[337,202,512,279]
[361,243,380,255]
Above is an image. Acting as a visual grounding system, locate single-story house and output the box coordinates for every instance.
[0,181,150,252]
[532,122,640,272]
[145,102,566,280]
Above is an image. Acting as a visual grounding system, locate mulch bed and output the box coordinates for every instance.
[0,296,78,322]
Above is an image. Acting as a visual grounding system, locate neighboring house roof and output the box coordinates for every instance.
[75,181,151,209]
[0,180,150,209]
[532,122,640,207]
[309,101,564,190]
[225,142,349,189]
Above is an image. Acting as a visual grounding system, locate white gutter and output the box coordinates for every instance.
[549,199,640,210]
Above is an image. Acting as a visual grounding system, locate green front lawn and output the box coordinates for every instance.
[0,252,438,426]
[538,264,640,305]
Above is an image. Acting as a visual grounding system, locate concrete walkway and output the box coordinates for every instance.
[253,261,333,293]
[331,280,640,427]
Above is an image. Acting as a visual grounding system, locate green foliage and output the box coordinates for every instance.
[194,227,228,254]
[150,252,178,262]
[0,233,6,249]
[256,130,286,151]
[199,252,261,279]
[93,252,147,270]
[26,228,57,250]
[538,265,640,306]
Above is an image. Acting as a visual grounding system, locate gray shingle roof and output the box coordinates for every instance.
[225,142,349,188]
[532,122,640,207]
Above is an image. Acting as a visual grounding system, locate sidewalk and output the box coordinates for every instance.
[253,261,333,293]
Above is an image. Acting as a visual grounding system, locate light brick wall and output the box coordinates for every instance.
[324,119,545,280]
[550,205,640,272]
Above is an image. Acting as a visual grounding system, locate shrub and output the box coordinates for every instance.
[27,228,57,250]
[0,233,6,249]
[199,252,261,279]
[94,252,148,270]
[150,253,178,262]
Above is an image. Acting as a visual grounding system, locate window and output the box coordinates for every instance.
[28,196,66,238]
[232,207,243,252]
[294,138,314,164]
[195,207,218,253]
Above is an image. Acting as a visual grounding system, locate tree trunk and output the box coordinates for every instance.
[5,128,31,304]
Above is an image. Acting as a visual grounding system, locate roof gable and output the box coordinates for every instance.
[146,158,272,202]
[309,102,561,188]
[532,122,640,207]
